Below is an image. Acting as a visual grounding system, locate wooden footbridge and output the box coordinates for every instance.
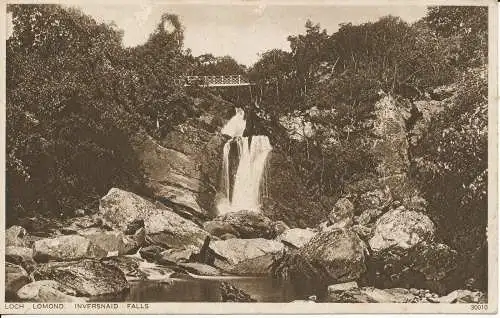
[176,75,255,87]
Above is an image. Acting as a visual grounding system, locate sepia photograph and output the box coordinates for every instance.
[2,0,497,314]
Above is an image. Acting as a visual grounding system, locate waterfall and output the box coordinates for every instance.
[218,109,272,215]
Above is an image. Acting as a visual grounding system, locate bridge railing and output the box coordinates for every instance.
[175,75,253,87]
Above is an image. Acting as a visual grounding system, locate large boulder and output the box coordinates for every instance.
[6,225,27,247]
[17,280,86,303]
[366,242,458,292]
[77,228,139,255]
[32,259,129,296]
[33,235,107,262]
[369,209,436,252]
[6,246,36,273]
[207,210,277,239]
[6,262,32,300]
[99,188,210,249]
[209,238,284,273]
[272,229,368,287]
[278,228,316,249]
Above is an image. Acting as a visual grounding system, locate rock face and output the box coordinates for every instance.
[371,95,409,180]
[206,210,277,239]
[369,209,436,252]
[6,225,27,247]
[33,235,107,262]
[32,259,129,296]
[328,198,354,228]
[273,229,367,287]
[17,280,86,303]
[209,238,284,273]
[278,228,316,249]
[99,188,209,249]
[132,97,232,221]
[6,262,32,300]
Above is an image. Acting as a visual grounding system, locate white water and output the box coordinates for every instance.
[221,107,246,137]
[218,109,272,215]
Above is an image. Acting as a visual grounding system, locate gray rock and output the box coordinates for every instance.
[33,235,107,262]
[179,263,222,276]
[328,198,354,228]
[278,228,316,248]
[6,225,27,247]
[5,246,36,273]
[203,220,237,238]
[99,188,209,249]
[32,259,129,296]
[351,224,372,241]
[226,253,280,276]
[409,242,458,281]
[358,209,383,225]
[273,229,367,286]
[210,210,277,239]
[17,280,86,303]
[159,247,198,264]
[369,209,435,252]
[358,189,392,211]
[326,286,417,303]
[328,281,359,293]
[438,290,487,304]
[139,245,166,262]
[77,228,138,255]
[101,256,147,281]
[6,262,32,300]
[273,221,290,236]
[209,238,284,271]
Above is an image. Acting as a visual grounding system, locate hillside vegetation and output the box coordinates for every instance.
[6,4,488,292]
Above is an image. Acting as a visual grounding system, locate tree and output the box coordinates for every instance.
[425,6,488,67]
[6,5,193,222]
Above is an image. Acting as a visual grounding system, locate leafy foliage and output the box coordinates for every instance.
[6,5,193,222]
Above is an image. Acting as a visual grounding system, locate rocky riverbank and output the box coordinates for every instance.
[5,187,486,303]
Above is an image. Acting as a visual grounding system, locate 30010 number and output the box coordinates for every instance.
[470,304,488,311]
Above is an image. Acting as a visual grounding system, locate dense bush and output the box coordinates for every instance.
[6,5,193,223]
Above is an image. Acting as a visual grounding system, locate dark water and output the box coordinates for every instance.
[92,277,300,303]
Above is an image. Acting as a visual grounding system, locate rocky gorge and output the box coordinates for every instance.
[5,91,487,304]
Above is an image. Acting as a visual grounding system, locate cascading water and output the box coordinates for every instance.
[218,108,272,215]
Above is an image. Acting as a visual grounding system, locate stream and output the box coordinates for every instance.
[91,276,299,302]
